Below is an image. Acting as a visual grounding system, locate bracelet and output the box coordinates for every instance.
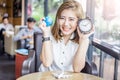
[42,37,50,42]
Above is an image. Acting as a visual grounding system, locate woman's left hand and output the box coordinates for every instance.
[77,25,95,40]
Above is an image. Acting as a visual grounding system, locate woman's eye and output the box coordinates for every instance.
[69,18,74,21]
[59,17,65,19]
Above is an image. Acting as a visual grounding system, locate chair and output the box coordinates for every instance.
[0,28,5,55]
[21,32,98,76]
[4,31,16,56]
[81,59,98,76]
[4,25,26,56]
[22,32,43,76]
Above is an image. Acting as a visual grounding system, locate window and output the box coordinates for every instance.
[27,0,63,23]
[94,0,120,46]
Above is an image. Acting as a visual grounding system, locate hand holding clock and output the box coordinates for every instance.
[77,18,94,40]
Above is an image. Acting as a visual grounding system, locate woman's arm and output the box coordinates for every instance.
[73,26,91,72]
[40,39,53,67]
[73,38,89,72]
[39,21,53,67]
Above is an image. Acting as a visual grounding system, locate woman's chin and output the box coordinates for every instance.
[62,32,71,36]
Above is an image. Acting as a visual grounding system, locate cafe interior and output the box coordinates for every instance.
[0,0,120,80]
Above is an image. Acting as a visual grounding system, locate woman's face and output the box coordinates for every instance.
[58,9,78,36]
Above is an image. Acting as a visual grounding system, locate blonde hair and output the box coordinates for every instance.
[51,0,85,43]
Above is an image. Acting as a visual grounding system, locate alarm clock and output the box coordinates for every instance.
[78,18,93,34]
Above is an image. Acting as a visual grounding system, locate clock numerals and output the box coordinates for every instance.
[78,18,92,34]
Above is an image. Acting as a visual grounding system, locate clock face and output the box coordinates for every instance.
[78,19,92,34]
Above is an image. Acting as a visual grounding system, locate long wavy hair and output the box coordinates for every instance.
[51,0,85,43]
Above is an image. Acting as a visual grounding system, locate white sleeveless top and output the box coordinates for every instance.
[39,35,79,72]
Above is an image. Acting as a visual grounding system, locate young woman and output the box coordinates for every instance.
[39,0,93,72]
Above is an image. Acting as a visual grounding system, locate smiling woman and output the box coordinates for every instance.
[38,0,94,73]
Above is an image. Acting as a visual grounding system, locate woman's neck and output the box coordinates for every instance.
[63,34,71,45]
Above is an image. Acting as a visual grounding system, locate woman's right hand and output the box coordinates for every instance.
[38,18,51,37]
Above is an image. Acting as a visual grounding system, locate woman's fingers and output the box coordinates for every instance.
[77,25,95,39]
[39,20,47,30]
[38,18,51,37]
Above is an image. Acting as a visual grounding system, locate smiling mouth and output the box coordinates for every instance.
[63,27,71,32]
[63,29,70,32]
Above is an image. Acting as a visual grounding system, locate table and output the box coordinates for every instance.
[17,71,103,80]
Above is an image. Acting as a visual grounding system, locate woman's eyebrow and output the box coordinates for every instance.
[69,17,78,20]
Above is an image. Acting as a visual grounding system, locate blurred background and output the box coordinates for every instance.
[0,0,120,80]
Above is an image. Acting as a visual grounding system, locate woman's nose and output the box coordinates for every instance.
[64,19,69,26]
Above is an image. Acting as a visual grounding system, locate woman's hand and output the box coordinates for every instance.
[77,25,94,42]
[38,18,51,37]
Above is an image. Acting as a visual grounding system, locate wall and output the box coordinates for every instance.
[0,0,22,26]
[0,0,7,23]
